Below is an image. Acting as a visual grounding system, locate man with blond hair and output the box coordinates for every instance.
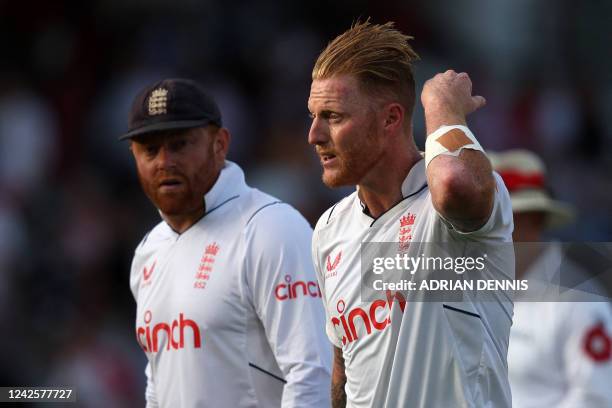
[308,21,514,407]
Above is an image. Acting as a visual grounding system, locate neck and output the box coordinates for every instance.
[358,146,422,219]
[162,206,205,234]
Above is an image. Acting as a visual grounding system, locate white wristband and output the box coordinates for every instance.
[424,125,484,167]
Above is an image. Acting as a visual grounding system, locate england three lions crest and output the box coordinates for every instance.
[398,213,416,252]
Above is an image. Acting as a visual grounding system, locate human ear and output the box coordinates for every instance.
[213,127,231,159]
[383,102,405,133]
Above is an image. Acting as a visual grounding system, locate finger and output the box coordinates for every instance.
[457,72,470,84]
[456,72,472,93]
[472,95,486,110]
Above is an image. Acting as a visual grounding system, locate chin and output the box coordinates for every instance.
[322,170,356,188]
[154,194,192,215]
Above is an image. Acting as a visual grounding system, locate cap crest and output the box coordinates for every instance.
[148,88,168,116]
[120,78,222,140]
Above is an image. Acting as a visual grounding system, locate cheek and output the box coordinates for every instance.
[187,149,216,185]
[331,122,358,150]
[338,122,373,153]
[135,160,155,182]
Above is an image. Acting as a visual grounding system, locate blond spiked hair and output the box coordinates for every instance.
[313,19,420,117]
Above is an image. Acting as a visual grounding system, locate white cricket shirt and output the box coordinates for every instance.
[312,158,515,408]
[508,244,612,408]
[130,161,331,408]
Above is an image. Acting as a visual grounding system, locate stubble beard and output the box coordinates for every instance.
[139,144,218,218]
[322,121,383,188]
[139,171,201,216]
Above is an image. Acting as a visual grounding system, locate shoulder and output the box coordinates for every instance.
[129,221,174,297]
[313,192,357,233]
[563,301,612,324]
[134,220,174,255]
[241,188,312,241]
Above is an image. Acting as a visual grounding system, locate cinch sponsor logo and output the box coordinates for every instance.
[274,274,322,300]
[136,310,202,352]
[332,290,406,345]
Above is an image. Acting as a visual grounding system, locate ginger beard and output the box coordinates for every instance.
[320,112,384,188]
[137,135,218,217]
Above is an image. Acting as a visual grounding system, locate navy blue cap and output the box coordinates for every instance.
[119,78,222,140]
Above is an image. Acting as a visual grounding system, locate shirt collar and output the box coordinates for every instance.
[356,157,428,219]
[156,160,246,224]
[400,157,427,198]
[357,157,427,203]
[203,160,247,213]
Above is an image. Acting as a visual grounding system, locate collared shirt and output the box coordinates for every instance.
[130,161,331,408]
[312,158,514,408]
[509,244,612,408]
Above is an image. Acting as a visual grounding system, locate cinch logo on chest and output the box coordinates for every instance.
[274,274,322,300]
[136,310,202,352]
[332,290,406,345]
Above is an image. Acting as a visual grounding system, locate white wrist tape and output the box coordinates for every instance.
[425,125,484,167]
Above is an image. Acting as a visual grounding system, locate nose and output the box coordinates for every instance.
[308,117,328,146]
[155,144,177,169]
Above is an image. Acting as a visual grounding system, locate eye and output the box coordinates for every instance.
[169,138,188,151]
[323,111,342,122]
[145,144,159,157]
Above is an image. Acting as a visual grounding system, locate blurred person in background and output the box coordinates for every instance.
[308,21,514,408]
[490,149,612,408]
[122,78,331,407]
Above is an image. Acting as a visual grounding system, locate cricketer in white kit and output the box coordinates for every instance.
[489,148,612,407]
[307,21,514,408]
[312,160,514,408]
[122,78,331,408]
[508,246,612,407]
[131,161,331,407]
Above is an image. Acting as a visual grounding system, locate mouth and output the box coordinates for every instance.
[320,153,338,167]
[158,178,184,192]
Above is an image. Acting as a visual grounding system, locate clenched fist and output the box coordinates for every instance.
[421,70,486,131]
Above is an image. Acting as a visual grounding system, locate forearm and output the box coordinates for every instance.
[423,100,494,230]
[424,104,466,133]
[332,380,346,408]
[331,346,347,408]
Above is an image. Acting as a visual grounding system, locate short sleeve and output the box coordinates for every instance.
[438,172,514,241]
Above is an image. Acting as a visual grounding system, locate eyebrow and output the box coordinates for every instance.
[308,98,344,110]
